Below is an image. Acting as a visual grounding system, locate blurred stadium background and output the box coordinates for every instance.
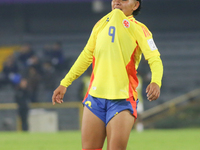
[0,0,200,132]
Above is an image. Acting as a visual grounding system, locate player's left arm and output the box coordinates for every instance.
[146,55,163,101]
[135,24,163,101]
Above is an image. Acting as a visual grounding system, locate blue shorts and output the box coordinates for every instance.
[83,94,139,126]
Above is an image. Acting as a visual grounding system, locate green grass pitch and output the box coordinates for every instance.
[0,128,199,150]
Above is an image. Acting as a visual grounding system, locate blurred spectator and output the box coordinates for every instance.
[0,42,69,103]
[2,55,21,87]
[14,78,30,131]
[43,41,65,71]
[0,73,6,88]
[17,43,35,68]
[27,55,43,75]
[42,61,56,102]
[27,66,41,103]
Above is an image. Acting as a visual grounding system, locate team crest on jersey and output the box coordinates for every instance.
[122,19,130,28]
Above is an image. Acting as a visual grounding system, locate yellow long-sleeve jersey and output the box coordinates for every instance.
[61,9,163,101]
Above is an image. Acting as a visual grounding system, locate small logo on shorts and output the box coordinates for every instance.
[85,101,92,108]
[114,112,119,116]
[122,19,130,28]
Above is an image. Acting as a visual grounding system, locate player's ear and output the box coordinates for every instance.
[132,0,140,11]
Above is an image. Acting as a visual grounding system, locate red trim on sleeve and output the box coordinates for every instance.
[141,26,151,37]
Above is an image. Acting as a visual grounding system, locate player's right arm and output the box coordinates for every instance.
[52,21,100,105]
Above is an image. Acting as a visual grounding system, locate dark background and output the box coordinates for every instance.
[0,0,200,130]
[0,0,199,35]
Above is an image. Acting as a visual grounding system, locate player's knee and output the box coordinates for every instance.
[107,141,127,150]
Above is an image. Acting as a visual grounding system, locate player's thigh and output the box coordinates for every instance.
[106,110,135,150]
[81,106,106,149]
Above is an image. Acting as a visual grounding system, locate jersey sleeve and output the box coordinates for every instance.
[148,55,163,87]
[134,22,160,60]
[60,22,99,87]
[134,22,163,87]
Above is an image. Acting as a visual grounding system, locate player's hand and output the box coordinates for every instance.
[146,82,160,101]
[52,85,67,105]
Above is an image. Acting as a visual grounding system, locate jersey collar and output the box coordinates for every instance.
[127,15,135,22]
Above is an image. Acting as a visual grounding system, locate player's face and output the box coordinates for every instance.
[111,0,140,16]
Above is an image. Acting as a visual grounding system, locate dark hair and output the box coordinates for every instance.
[133,0,141,16]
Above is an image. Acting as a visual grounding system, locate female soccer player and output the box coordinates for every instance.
[52,0,163,150]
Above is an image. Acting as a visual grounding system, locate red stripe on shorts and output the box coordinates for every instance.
[126,97,137,119]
